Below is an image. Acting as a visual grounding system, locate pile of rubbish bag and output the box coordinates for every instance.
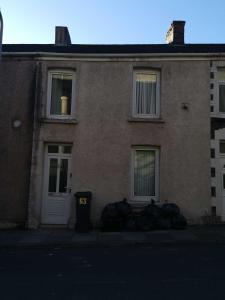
[101,199,187,231]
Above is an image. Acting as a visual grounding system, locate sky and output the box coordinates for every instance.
[1,0,225,45]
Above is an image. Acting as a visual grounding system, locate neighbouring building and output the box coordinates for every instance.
[1,16,224,229]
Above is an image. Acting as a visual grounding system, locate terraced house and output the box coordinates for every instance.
[1,15,223,228]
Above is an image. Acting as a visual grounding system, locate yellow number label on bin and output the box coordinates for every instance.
[79,197,87,205]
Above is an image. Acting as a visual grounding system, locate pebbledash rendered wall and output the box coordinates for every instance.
[0,59,36,226]
[27,57,211,228]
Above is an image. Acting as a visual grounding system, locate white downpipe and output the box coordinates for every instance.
[0,11,3,60]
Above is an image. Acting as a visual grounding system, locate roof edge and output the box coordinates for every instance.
[3,51,225,60]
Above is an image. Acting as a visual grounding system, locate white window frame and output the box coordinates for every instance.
[47,70,76,119]
[131,146,159,203]
[132,70,160,118]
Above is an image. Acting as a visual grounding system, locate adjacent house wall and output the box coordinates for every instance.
[0,59,36,225]
[210,61,225,221]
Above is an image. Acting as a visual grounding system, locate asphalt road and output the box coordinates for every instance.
[0,244,225,300]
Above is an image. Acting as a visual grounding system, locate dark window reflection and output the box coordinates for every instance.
[59,159,68,193]
[48,159,58,193]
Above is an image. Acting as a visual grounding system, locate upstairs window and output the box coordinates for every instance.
[133,70,160,118]
[218,68,225,113]
[47,71,75,118]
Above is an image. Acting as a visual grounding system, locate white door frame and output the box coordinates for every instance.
[221,161,225,220]
[41,144,72,225]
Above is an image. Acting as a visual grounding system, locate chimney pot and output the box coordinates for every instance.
[166,20,185,45]
[55,26,71,46]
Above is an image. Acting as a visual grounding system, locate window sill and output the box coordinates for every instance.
[128,117,165,123]
[211,114,225,118]
[40,118,78,124]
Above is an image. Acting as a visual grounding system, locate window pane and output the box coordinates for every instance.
[48,145,59,153]
[50,73,72,115]
[134,150,155,197]
[220,142,225,153]
[223,174,225,190]
[218,69,225,81]
[59,159,68,193]
[63,145,72,154]
[135,73,156,115]
[211,148,215,158]
[219,85,225,112]
[136,73,157,83]
[48,159,58,193]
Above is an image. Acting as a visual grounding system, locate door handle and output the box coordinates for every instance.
[64,186,72,193]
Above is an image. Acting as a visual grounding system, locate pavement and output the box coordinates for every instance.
[1,225,225,248]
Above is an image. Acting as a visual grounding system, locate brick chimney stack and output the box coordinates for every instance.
[55,26,71,46]
[166,21,185,45]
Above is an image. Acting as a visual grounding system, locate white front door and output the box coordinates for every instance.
[220,155,225,220]
[222,170,225,219]
[42,144,72,225]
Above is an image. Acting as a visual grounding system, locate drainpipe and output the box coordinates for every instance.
[0,11,3,60]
